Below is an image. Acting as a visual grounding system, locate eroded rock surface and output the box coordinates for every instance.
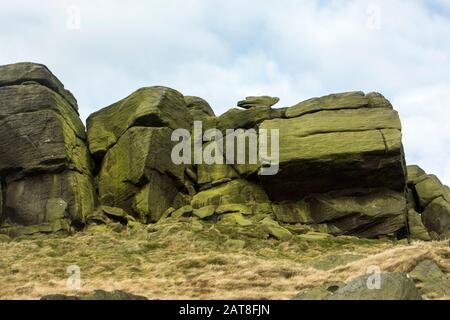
[0,63,95,236]
[1,62,448,241]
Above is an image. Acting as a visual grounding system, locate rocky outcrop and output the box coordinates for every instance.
[294,272,422,300]
[0,63,95,236]
[1,62,448,240]
[87,87,194,222]
[406,165,450,239]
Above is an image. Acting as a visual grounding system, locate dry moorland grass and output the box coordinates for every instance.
[0,217,449,300]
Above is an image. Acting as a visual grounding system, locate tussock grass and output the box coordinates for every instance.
[0,218,448,300]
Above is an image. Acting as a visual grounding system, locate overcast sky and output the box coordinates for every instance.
[0,0,449,184]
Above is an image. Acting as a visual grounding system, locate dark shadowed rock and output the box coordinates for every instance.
[3,171,95,227]
[406,166,450,238]
[415,175,450,208]
[0,63,95,234]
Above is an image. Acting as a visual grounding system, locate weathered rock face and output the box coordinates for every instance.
[0,63,95,236]
[256,91,407,237]
[406,165,449,239]
[2,62,447,240]
[237,96,280,109]
[88,89,411,238]
[328,272,422,300]
[88,87,193,222]
[87,86,192,158]
[260,92,405,199]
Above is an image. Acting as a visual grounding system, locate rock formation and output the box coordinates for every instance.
[0,63,95,236]
[0,62,448,240]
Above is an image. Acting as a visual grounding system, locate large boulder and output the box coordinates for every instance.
[98,126,186,222]
[0,63,95,234]
[260,97,405,199]
[422,198,450,239]
[406,165,450,239]
[0,62,78,111]
[87,86,192,158]
[327,272,422,300]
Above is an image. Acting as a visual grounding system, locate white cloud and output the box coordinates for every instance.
[0,0,449,184]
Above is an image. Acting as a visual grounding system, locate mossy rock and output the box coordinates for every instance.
[415,175,450,208]
[219,213,253,227]
[285,91,391,118]
[191,179,269,209]
[4,171,94,227]
[171,205,193,218]
[193,206,216,219]
[216,204,252,215]
[98,127,184,222]
[407,165,426,186]
[327,272,422,300]
[87,86,192,157]
[260,217,292,241]
[408,209,431,241]
[422,197,450,238]
[237,96,280,109]
[297,232,332,241]
[260,101,405,200]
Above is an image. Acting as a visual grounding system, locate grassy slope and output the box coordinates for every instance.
[0,217,448,300]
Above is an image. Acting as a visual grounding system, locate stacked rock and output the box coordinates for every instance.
[406,165,450,239]
[0,63,95,236]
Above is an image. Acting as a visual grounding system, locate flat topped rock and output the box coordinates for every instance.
[285,91,392,118]
[87,86,192,157]
[237,96,280,109]
[0,62,78,111]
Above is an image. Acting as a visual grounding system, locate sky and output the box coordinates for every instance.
[0,0,449,185]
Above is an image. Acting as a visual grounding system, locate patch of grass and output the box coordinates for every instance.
[0,218,448,300]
